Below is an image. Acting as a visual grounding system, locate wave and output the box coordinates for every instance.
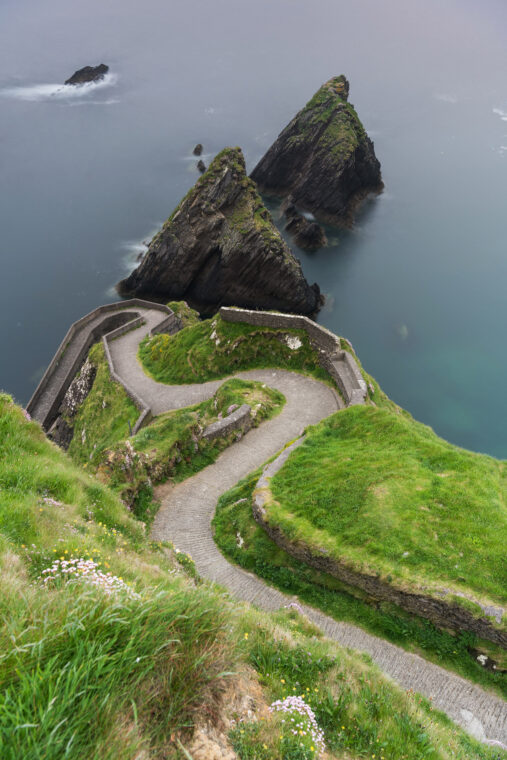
[434,93,458,104]
[0,73,117,103]
[118,226,162,272]
[493,107,507,122]
[181,152,214,162]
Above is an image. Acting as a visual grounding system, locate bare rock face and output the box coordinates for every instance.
[251,76,383,234]
[118,147,320,314]
[47,357,96,449]
[64,64,109,85]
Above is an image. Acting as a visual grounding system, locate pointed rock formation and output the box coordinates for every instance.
[64,64,109,86]
[251,76,383,236]
[118,147,320,314]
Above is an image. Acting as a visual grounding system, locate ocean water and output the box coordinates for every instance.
[0,0,506,457]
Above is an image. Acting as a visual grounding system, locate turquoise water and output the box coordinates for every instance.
[0,0,506,457]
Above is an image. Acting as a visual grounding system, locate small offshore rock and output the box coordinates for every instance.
[284,211,327,251]
[197,159,206,173]
[193,143,203,156]
[65,64,109,86]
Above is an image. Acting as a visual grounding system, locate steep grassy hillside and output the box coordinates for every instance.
[269,405,507,609]
[1,393,502,759]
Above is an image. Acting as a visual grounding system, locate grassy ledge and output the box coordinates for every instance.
[268,405,507,613]
[0,392,503,759]
[138,312,333,387]
[213,468,507,698]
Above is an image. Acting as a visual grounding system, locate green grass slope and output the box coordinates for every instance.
[268,405,507,609]
[138,312,332,386]
[214,468,507,697]
[1,394,503,759]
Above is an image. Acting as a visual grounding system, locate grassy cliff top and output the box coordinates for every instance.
[138,312,332,387]
[0,392,500,759]
[268,405,507,609]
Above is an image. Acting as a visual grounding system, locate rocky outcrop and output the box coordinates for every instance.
[251,76,383,236]
[283,201,327,251]
[118,147,320,314]
[64,64,109,86]
[193,144,203,156]
[47,357,97,448]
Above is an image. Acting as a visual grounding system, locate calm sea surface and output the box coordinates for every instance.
[1,0,506,457]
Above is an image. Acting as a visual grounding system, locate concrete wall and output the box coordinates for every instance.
[220,307,367,406]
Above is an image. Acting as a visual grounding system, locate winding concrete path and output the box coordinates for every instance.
[109,321,507,748]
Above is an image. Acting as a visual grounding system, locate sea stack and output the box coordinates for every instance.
[251,76,383,235]
[118,147,320,314]
[64,64,109,85]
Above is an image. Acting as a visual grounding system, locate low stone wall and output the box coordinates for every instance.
[219,307,367,406]
[27,300,174,431]
[253,448,507,648]
[101,330,153,435]
[202,404,251,441]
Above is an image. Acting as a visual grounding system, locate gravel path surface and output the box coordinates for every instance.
[111,320,507,748]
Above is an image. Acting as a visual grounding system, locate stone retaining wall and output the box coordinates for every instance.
[202,404,252,441]
[219,307,367,406]
[27,300,174,432]
[253,448,507,648]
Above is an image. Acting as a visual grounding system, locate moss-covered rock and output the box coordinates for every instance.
[251,76,383,233]
[118,147,320,314]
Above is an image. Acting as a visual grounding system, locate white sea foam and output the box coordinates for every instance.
[493,107,507,121]
[118,225,162,273]
[434,92,458,104]
[0,73,117,103]
[181,152,214,162]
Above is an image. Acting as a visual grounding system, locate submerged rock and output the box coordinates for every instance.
[64,64,109,86]
[118,147,320,314]
[251,75,383,232]
[197,159,206,173]
[283,201,327,251]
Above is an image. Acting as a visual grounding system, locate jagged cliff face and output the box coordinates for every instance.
[118,148,320,314]
[250,76,383,228]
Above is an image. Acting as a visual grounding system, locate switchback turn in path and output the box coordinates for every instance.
[109,320,507,747]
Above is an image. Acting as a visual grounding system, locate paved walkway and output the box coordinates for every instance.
[109,320,507,748]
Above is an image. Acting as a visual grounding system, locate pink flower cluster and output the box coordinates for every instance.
[42,497,63,507]
[269,695,325,754]
[40,557,140,599]
[285,601,304,615]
